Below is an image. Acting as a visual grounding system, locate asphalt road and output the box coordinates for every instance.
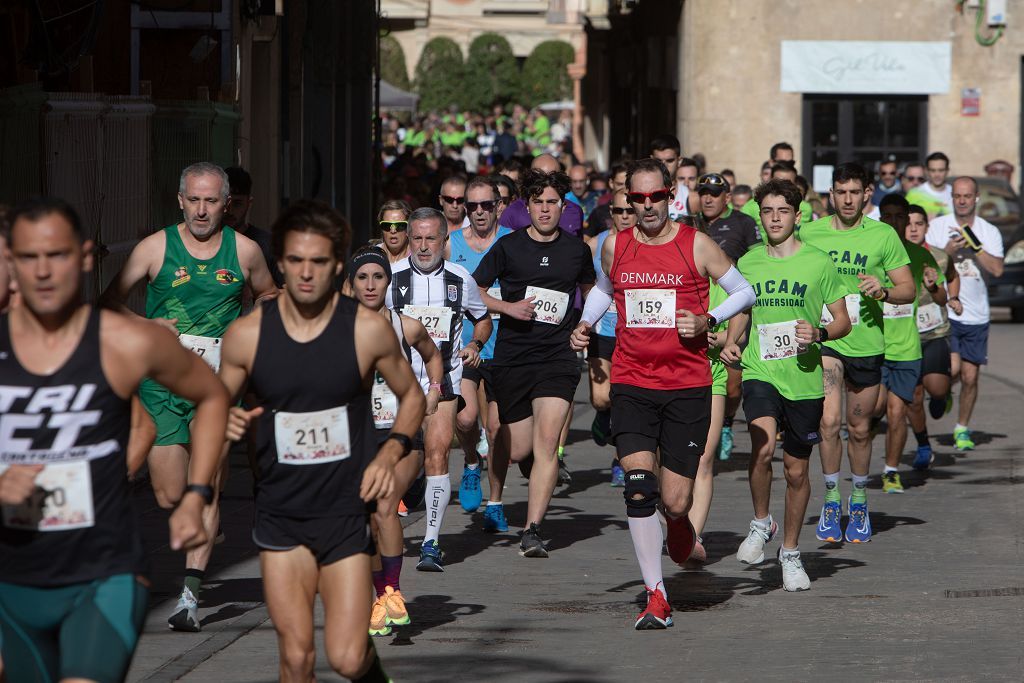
[127,318,1024,682]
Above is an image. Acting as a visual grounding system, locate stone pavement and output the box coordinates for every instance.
[128,323,1024,682]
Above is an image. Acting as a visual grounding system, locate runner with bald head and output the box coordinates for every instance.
[498,155,585,236]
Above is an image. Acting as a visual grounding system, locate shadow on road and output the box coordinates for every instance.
[382,593,486,645]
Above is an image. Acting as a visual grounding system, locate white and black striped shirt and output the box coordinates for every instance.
[386,258,488,396]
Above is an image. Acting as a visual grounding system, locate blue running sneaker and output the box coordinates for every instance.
[912,444,934,470]
[610,464,625,487]
[718,426,734,461]
[459,466,482,512]
[845,497,872,543]
[815,500,843,542]
[482,503,509,532]
[416,540,445,571]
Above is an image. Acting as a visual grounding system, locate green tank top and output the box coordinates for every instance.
[145,225,245,337]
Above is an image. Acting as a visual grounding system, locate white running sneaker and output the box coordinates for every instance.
[736,519,777,565]
[779,549,810,592]
[168,586,201,632]
[476,428,489,457]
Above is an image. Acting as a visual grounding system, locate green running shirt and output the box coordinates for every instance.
[145,225,245,338]
[737,243,851,400]
[799,216,910,358]
[881,240,944,362]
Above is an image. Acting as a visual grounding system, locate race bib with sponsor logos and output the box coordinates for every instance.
[883,302,914,319]
[275,406,351,465]
[1,460,94,532]
[525,286,570,325]
[402,306,454,342]
[624,289,676,328]
[916,302,943,333]
[757,320,802,361]
[371,375,398,430]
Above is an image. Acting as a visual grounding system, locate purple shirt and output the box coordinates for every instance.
[498,198,584,237]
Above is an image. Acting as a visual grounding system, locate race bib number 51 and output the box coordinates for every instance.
[1,460,95,531]
[180,334,222,373]
[624,289,676,328]
[275,406,351,465]
[402,306,454,342]
[916,302,943,332]
[526,286,570,325]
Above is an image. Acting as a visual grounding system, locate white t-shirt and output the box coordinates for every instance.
[669,182,690,221]
[925,214,1004,325]
[916,183,953,214]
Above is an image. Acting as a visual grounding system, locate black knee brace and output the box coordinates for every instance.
[624,469,660,518]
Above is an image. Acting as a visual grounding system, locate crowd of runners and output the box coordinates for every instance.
[0,132,1006,681]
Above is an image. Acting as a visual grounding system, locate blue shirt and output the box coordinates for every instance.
[592,229,617,338]
[450,226,511,360]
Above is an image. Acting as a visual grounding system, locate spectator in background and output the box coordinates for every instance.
[721,169,737,189]
[731,184,752,214]
[906,151,953,219]
[586,161,629,237]
[770,141,795,164]
[900,161,927,195]
[759,160,772,184]
[223,166,281,287]
[870,158,902,206]
[493,122,518,163]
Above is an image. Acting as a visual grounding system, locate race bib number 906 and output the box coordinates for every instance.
[402,306,454,342]
[757,320,802,361]
[275,406,351,465]
[179,334,222,373]
[1,460,95,532]
[525,286,570,325]
[624,289,676,328]
[821,294,861,326]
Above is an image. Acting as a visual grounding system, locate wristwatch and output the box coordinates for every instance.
[470,339,484,352]
[385,432,414,457]
[705,313,718,329]
[184,484,214,505]
[817,326,830,343]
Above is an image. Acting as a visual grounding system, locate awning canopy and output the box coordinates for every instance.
[380,80,419,111]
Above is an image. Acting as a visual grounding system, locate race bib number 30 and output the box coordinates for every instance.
[916,302,943,332]
[372,376,398,430]
[526,286,570,325]
[403,306,454,342]
[821,294,861,326]
[757,321,801,361]
[275,406,351,465]
[180,334,222,373]
[624,289,676,328]
[1,460,94,531]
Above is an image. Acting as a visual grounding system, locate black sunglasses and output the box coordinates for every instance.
[611,207,637,215]
[379,220,408,233]
[465,200,497,213]
[441,195,465,205]
[903,175,925,182]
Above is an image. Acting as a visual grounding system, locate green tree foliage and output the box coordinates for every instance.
[414,37,465,112]
[380,35,411,91]
[519,40,574,108]
[462,33,519,111]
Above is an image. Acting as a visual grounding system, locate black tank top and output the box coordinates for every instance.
[249,296,376,517]
[0,307,146,586]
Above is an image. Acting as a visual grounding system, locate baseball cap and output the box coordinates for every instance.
[697,173,730,195]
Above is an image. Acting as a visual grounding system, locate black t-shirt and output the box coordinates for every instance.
[704,210,761,263]
[241,223,283,287]
[473,228,596,366]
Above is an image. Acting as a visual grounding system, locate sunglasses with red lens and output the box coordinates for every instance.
[441,195,465,205]
[626,188,672,204]
[465,200,497,213]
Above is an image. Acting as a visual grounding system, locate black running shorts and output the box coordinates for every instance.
[742,379,823,458]
[920,336,952,378]
[610,383,710,478]
[252,510,374,566]
[489,360,580,424]
[820,346,884,388]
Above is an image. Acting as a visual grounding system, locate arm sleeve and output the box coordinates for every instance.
[708,265,755,323]
[580,268,614,326]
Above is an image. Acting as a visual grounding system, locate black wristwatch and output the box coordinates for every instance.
[469,339,484,352]
[705,314,718,329]
[184,484,214,505]
[385,432,414,457]
[817,326,830,343]
[879,287,890,302]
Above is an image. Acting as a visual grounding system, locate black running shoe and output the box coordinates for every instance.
[557,458,572,486]
[519,523,549,558]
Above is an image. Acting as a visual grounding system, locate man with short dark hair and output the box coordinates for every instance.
[770,141,794,164]
[650,135,690,222]
[497,154,585,236]
[906,152,953,219]
[224,166,281,286]
[800,162,915,544]
[438,175,468,234]
[870,159,902,206]
[586,161,629,237]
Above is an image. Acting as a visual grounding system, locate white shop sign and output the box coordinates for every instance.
[780,41,951,94]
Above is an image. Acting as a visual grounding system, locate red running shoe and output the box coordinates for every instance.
[634,586,673,630]
[665,513,696,565]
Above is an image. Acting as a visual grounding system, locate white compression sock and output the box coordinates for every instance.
[628,515,667,599]
[423,474,451,545]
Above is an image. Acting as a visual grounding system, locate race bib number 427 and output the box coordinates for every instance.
[275,406,351,465]
[402,306,454,342]
[1,460,95,532]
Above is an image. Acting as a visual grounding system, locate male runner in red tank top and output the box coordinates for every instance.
[572,158,755,630]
